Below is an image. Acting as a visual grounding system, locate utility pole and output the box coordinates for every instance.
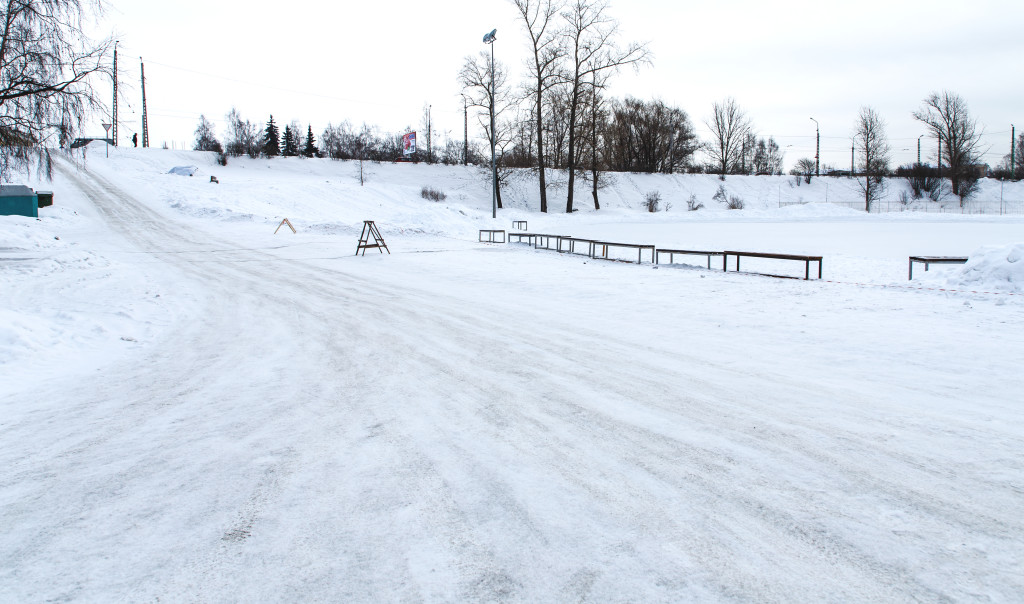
[112,41,118,146]
[810,117,819,177]
[1011,125,1016,179]
[917,135,923,165]
[140,58,149,148]
[850,137,854,177]
[937,136,942,180]
[463,96,468,166]
[427,104,432,163]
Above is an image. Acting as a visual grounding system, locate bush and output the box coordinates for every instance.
[420,186,446,202]
[896,163,942,200]
[644,190,661,212]
[712,184,728,204]
[686,193,704,211]
[217,151,228,166]
[726,195,745,210]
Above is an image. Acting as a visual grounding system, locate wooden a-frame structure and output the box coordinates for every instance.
[355,220,390,255]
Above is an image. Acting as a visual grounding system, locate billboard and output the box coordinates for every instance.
[402,132,416,156]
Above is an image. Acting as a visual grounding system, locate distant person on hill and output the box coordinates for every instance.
[132,133,138,147]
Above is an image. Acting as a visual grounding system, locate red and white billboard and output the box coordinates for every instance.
[402,132,416,156]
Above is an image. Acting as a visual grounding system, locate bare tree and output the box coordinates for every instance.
[0,0,112,178]
[224,108,261,158]
[458,51,512,208]
[912,91,985,205]
[751,136,783,175]
[603,96,698,174]
[792,158,816,184]
[193,115,222,152]
[560,0,650,213]
[510,0,564,212]
[704,98,752,180]
[855,106,891,211]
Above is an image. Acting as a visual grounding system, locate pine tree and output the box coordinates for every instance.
[263,115,281,156]
[303,125,318,157]
[282,125,298,157]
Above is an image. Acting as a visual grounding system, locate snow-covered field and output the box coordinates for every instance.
[2,145,1023,602]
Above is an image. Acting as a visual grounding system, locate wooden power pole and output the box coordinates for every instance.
[140,58,150,148]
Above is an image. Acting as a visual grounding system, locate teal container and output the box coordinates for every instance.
[0,185,39,218]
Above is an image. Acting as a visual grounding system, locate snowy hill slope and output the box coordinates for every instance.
[72,144,1024,234]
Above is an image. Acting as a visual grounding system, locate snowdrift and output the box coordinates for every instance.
[951,243,1024,293]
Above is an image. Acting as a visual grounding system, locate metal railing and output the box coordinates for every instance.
[778,200,1024,215]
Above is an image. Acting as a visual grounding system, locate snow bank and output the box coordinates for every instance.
[949,243,1024,293]
[168,165,199,176]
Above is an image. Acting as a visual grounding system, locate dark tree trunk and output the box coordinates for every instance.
[536,89,548,213]
[565,78,580,213]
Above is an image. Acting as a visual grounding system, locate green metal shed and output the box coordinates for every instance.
[0,185,39,218]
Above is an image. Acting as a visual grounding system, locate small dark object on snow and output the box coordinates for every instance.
[210,176,219,184]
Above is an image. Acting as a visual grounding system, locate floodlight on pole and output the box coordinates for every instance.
[810,117,819,177]
[917,134,923,165]
[483,28,497,219]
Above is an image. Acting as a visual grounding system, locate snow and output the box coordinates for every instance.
[2,143,1023,601]
[168,165,199,176]
[949,243,1024,293]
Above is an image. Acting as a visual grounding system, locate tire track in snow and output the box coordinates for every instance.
[5,160,1019,602]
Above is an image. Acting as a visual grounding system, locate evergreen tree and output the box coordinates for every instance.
[282,125,298,157]
[303,125,318,157]
[263,115,281,156]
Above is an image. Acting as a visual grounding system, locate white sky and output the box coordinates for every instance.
[89,0,1024,171]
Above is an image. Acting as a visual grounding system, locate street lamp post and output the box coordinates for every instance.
[917,135,923,165]
[483,28,497,220]
[810,117,819,177]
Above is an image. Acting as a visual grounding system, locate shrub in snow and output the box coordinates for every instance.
[712,184,728,204]
[726,195,745,210]
[644,191,661,212]
[686,193,704,211]
[421,186,447,202]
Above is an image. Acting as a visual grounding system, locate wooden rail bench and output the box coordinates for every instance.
[908,256,968,280]
[656,249,726,270]
[723,251,823,280]
[591,241,656,264]
[478,229,506,243]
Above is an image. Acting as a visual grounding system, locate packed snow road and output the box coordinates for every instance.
[2,162,1022,602]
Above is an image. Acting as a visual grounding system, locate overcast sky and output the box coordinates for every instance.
[90,0,1023,171]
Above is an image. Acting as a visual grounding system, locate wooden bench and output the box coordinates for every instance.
[591,241,656,264]
[723,251,823,280]
[656,249,725,270]
[479,229,506,243]
[908,256,968,280]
